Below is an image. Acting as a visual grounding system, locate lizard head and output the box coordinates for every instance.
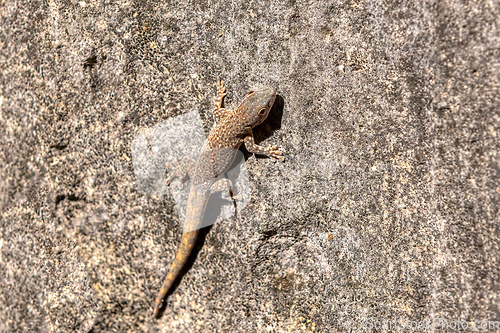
[238,87,277,127]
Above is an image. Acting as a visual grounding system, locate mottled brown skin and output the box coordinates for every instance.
[153,77,284,318]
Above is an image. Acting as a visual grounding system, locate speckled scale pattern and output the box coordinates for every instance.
[153,77,284,318]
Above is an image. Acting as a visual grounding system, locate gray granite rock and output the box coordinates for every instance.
[0,0,498,331]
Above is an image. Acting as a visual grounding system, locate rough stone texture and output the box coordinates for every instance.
[0,0,498,331]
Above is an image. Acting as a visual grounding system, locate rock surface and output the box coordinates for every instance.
[0,0,498,331]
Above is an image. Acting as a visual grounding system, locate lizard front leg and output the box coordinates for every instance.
[212,76,231,118]
[244,133,285,161]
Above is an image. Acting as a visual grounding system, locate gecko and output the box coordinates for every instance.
[153,77,285,318]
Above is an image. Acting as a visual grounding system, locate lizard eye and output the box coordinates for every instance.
[258,108,267,116]
[248,91,255,95]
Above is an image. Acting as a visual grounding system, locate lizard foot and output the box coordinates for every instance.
[165,157,194,189]
[214,76,227,110]
[267,146,285,162]
[216,76,226,96]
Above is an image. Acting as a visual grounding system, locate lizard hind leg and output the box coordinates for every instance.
[210,178,240,211]
[165,157,196,188]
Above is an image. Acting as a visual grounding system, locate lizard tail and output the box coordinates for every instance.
[153,229,199,318]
